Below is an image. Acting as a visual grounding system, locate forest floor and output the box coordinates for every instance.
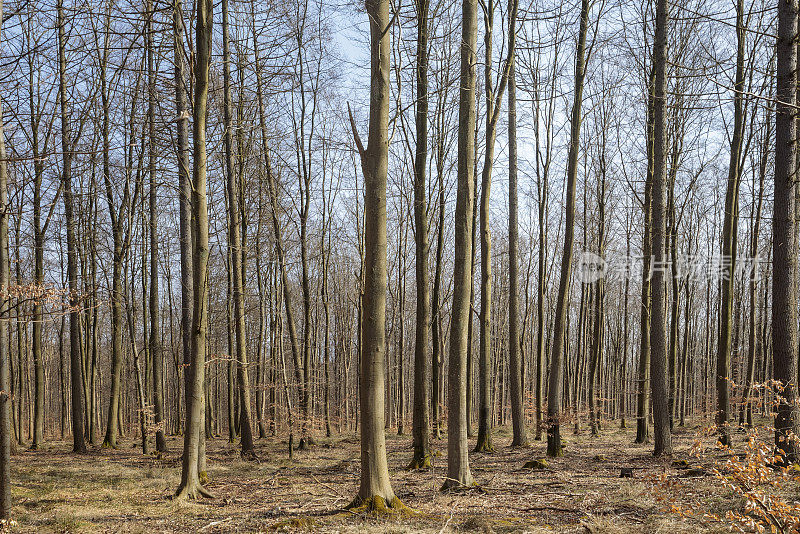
[7,417,787,533]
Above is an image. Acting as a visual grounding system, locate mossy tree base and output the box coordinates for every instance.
[344,495,411,517]
[406,454,432,471]
[101,439,118,450]
[473,439,494,453]
[547,425,563,458]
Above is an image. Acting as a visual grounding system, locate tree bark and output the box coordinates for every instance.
[650,0,672,457]
[715,0,746,447]
[58,0,87,454]
[175,0,214,498]
[546,0,589,458]
[507,47,527,448]
[409,0,432,470]
[772,0,800,463]
[346,0,403,511]
[221,0,255,458]
[442,0,477,490]
[0,0,13,510]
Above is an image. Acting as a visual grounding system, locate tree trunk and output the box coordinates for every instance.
[716,0,746,447]
[442,0,477,490]
[742,104,769,428]
[650,0,672,457]
[507,48,527,447]
[347,0,402,511]
[175,0,213,498]
[409,0,431,469]
[58,0,87,454]
[635,67,655,446]
[772,0,800,463]
[0,4,13,510]
[144,0,166,453]
[221,0,255,458]
[547,0,589,458]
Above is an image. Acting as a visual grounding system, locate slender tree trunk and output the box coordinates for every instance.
[547,0,589,458]
[409,0,431,469]
[650,0,672,457]
[346,0,403,510]
[476,0,496,455]
[0,4,13,510]
[251,4,305,441]
[58,0,86,454]
[442,0,477,490]
[772,0,800,463]
[716,0,746,447]
[589,156,606,437]
[221,0,255,458]
[144,0,166,453]
[507,48,527,447]
[636,68,655,445]
[175,0,213,498]
[742,109,768,428]
[431,151,445,441]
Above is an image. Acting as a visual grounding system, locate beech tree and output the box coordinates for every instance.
[175,0,213,499]
[346,0,404,512]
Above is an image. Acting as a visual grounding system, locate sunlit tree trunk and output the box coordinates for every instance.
[409,0,432,470]
[715,0,746,447]
[175,0,214,499]
[346,0,403,511]
[0,0,13,510]
[221,0,255,458]
[547,0,589,458]
[58,0,87,454]
[442,0,477,489]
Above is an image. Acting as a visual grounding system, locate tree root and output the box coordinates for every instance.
[344,495,412,517]
[241,449,258,462]
[440,478,481,493]
[473,441,494,454]
[173,481,214,501]
[101,439,117,450]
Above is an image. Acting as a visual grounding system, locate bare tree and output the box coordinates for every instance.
[345,0,405,512]
[442,0,477,489]
[772,0,799,463]
[546,0,591,458]
[649,0,672,458]
[175,0,214,499]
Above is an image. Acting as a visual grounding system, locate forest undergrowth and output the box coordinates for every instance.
[7,416,789,533]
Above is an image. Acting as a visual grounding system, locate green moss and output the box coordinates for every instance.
[406,454,432,471]
[523,459,549,470]
[198,470,209,486]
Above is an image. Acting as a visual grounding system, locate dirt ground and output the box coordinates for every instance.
[8,419,771,533]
